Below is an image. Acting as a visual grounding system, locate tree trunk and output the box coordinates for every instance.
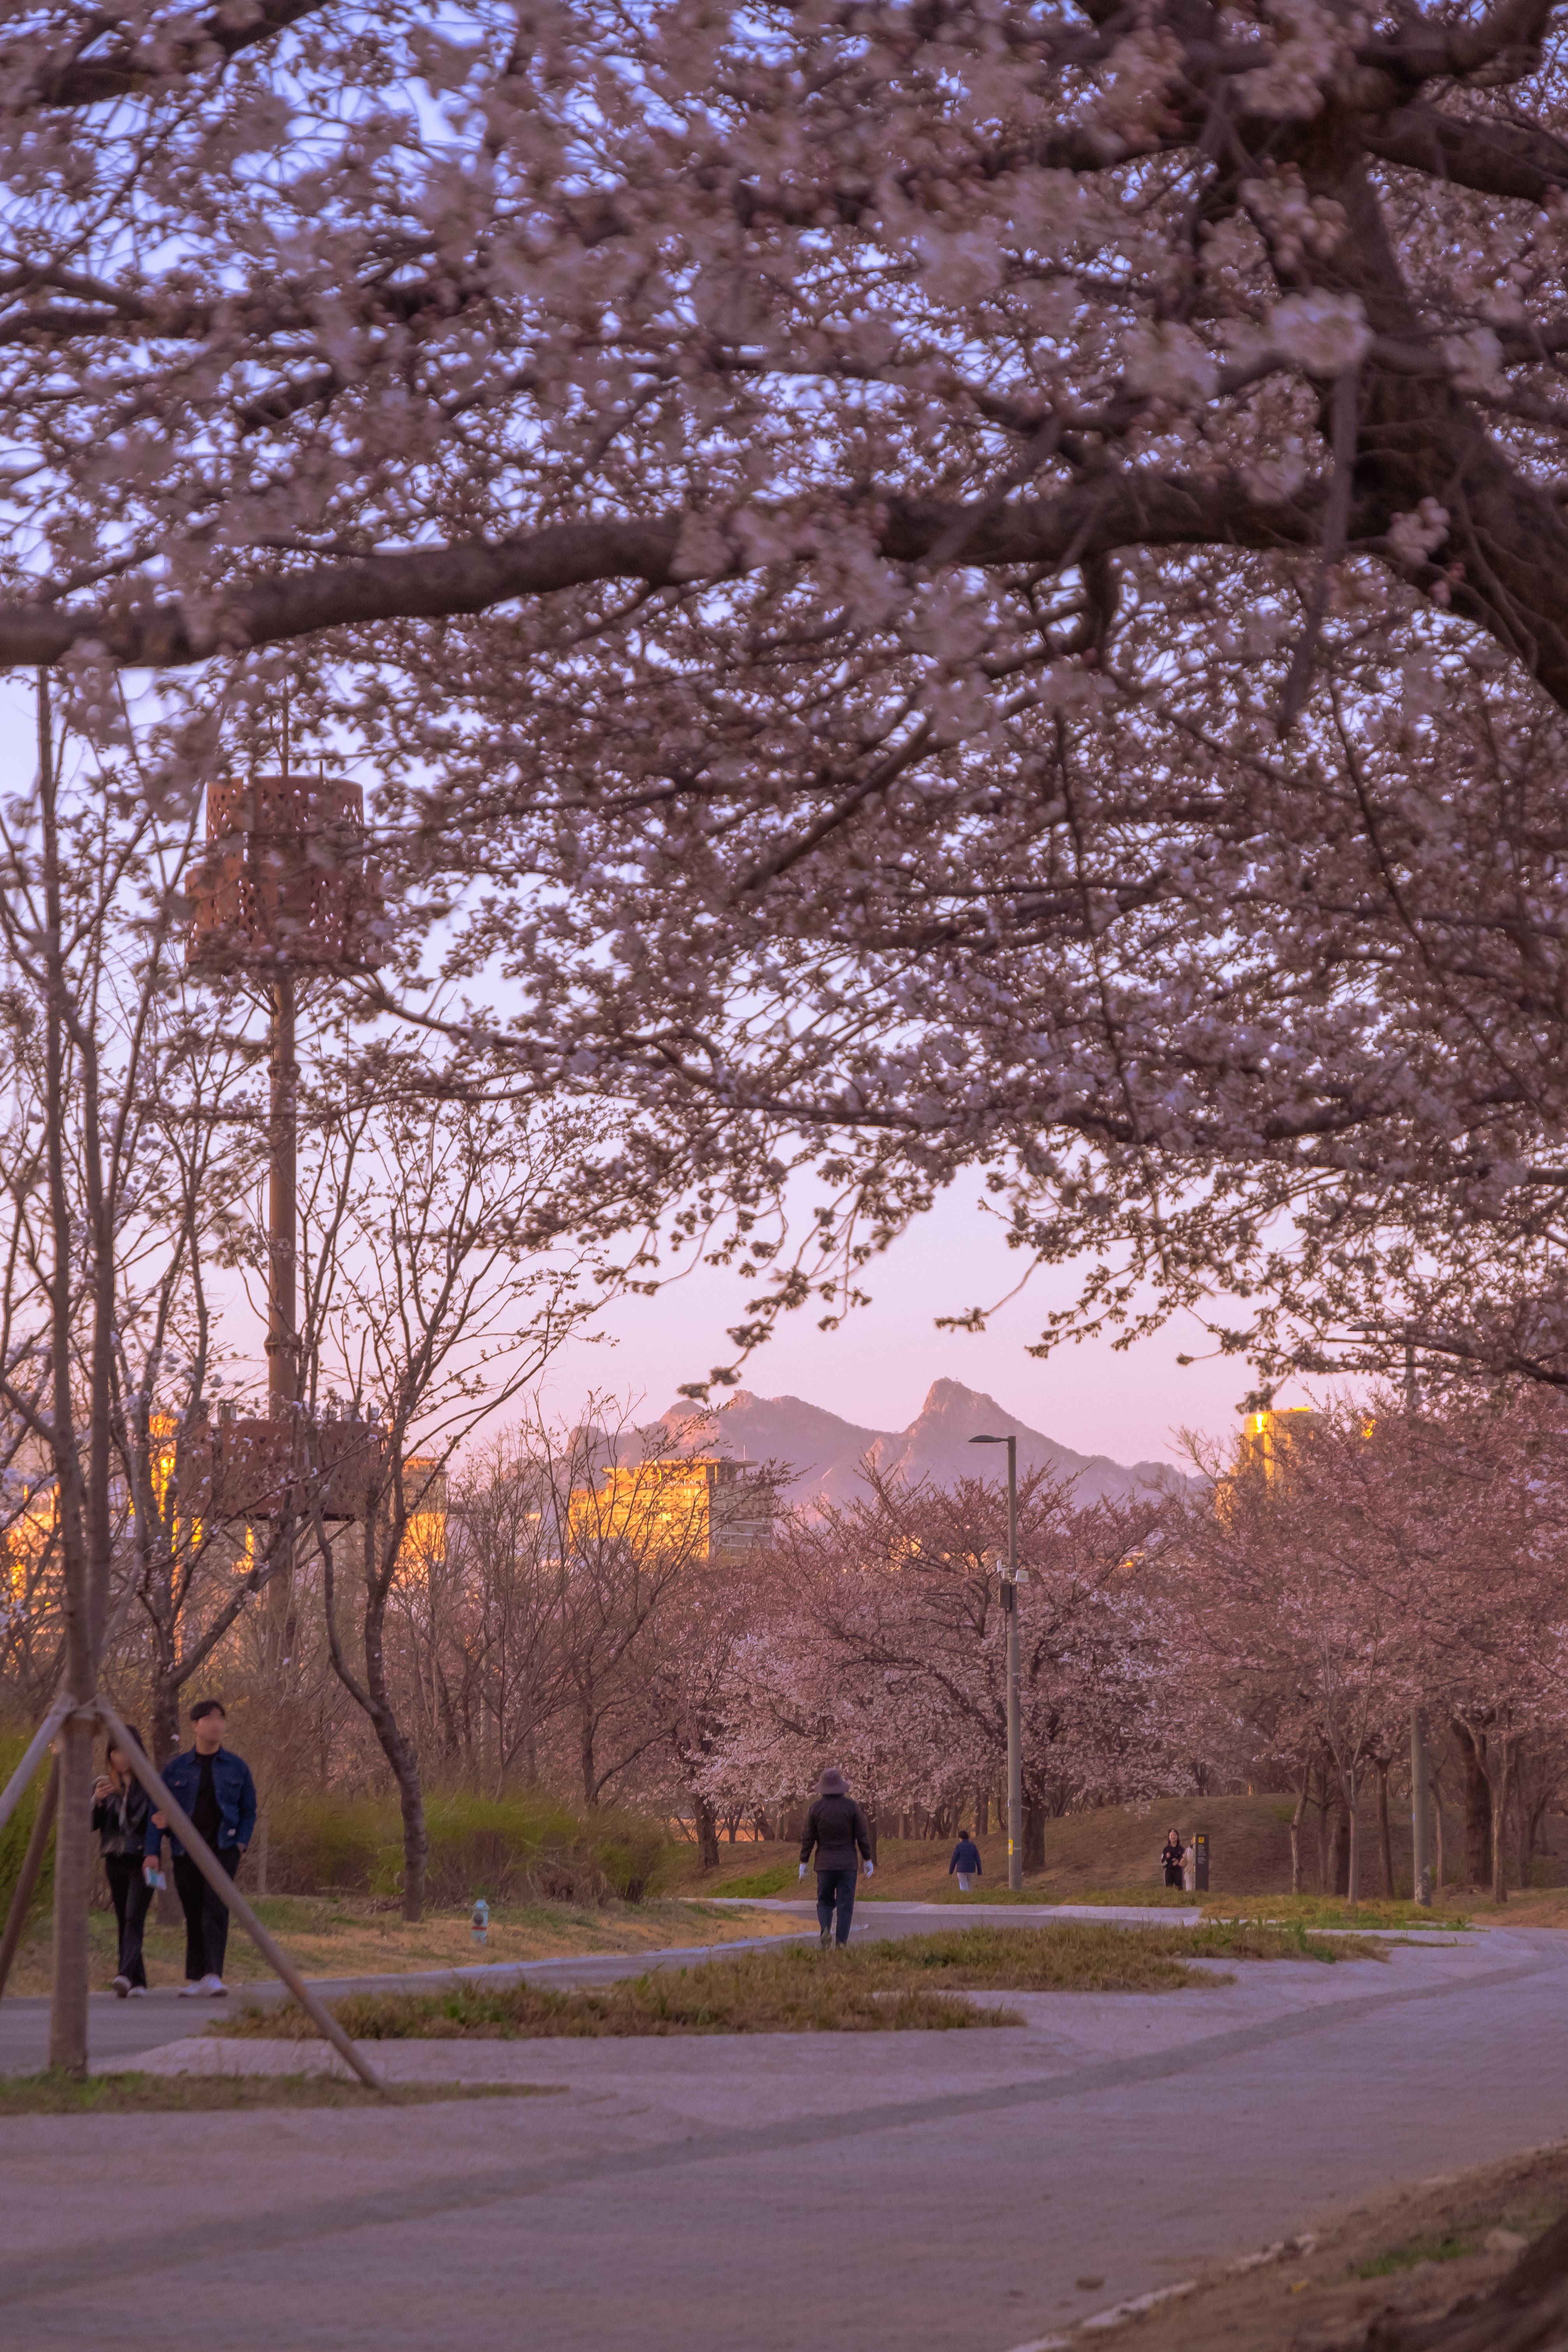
[1330,1794,1351,1897]
[976,1786,989,1835]
[48,1714,94,2074]
[1453,1720,1493,1888]
[1317,1776,1332,1893]
[1023,1802,1046,1870]
[1491,1739,1512,1906]
[694,1794,720,1871]
[1289,1760,1311,1896]
[1346,1774,1362,1907]
[390,1739,428,1922]
[1376,1760,1394,1899]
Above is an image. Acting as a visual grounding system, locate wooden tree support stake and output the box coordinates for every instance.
[0,1691,74,1845]
[95,1697,389,2096]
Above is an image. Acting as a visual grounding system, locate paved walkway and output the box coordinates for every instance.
[2,1915,1563,2351]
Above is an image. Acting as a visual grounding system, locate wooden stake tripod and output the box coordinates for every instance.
[0,1690,387,2091]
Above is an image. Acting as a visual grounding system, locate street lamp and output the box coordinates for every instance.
[971,1432,1025,1892]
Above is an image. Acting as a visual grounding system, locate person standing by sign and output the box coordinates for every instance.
[146,1699,257,1996]
[1160,1829,1185,1889]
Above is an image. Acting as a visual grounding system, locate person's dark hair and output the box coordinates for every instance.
[189,1698,227,1724]
[107,1724,145,1768]
[957,1828,970,1839]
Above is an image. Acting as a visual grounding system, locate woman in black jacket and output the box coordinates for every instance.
[1160,1829,1186,1890]
[92,1727,154,1997]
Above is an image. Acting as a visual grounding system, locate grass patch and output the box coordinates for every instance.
[1198,1893,1470,1932]
[214,1921,1369,2041]
[0,2068,563,2116]
[705,1863,798,1898]
[1352,2229,1480,2278]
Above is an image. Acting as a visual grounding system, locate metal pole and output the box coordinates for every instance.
[1411,1704,1432,1908]
[95,1697,388,2094]
[267,969,299,1415]
[1006,1434,1022,1892]
[0,1755,58,1998]
[1404,1353,1433,1910]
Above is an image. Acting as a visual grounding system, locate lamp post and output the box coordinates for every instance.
[971,1432,1024,1892]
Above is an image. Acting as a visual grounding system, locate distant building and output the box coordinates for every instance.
[569,1457,774,1565]
[1237,1407,1326,1482]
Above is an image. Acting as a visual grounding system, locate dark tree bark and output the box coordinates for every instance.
[1330,1796,1351,1898]
[1453,1720,1494,1890]
[1376,1760,1395,1900]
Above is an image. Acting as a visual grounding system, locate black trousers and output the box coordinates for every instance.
[104,1853,152,1988]
[173,1847,239,1981]
[816,1865,858,1946]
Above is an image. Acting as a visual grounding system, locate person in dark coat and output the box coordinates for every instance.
[146,1698,257,1996]
[91,1725,155,1996]
[1160,1829,1185,1889]
[948,1831,983,1893]
[798,1767,874,1947]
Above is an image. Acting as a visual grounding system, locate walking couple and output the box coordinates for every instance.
[90,1699,256,1997]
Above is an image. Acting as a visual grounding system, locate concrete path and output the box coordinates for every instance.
[2,1917,1564,2352]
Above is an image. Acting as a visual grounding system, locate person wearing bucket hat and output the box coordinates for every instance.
[798,1767,874,1948]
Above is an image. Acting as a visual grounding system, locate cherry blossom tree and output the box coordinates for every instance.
[15,0,1568,1397]
[1172,1394,1568,1899]
[703,1470,1172,1857]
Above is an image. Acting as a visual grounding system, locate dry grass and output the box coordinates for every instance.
[0,2069,562,2115]
[213,1920,1364,2042]
[1091,2137,1568,2352]
[2,1892,799,1996]
[1196,1893,1471,1933]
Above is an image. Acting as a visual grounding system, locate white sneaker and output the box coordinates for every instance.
[111,1974,131,1998]
[205,1976,228,1997]
[127,1985,148,1998]
[178,1980,205,1997]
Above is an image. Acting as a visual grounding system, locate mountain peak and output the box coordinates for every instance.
[651,1380,1184,1512]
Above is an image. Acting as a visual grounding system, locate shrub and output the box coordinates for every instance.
[0,1729,55,1933]
[263,1786,670,1908]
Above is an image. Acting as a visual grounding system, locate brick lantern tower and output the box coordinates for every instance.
[182,774,386,1530]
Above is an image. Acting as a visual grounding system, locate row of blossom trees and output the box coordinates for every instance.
[12,1383,1568,1907]
[1172,1398,1568,1905]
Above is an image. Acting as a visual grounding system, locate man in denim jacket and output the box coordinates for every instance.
[145,1699,257,1996]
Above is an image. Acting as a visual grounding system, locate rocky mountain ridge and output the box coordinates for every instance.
[648,1376,1186,1511]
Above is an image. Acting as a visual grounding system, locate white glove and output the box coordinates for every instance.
[798,1862,807,1879]
[864,1860,875,1876]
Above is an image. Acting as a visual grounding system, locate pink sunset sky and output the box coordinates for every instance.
[532,1177,1267,1467]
